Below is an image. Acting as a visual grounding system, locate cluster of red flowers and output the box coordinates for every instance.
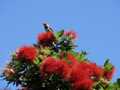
[16,46,37,62]
[40,53,115,90]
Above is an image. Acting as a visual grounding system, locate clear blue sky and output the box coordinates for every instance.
[0,0,120,89]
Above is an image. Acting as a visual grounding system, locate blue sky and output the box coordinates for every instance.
[0,0,120,89]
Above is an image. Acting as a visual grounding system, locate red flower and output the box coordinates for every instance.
[40,57,63,75]
[37,31,55,45]
[40,57,71,80]
[60,60,71,80]
[41,57,64,76]
[67,53,78,65]
[66,53,103,80]
[16,46,37,62]
[88,63,103,80]
[104,67,115,80]
[64,31,76,39]
[69,63,89,82]
[72,79,93,90]
[69,64,93,90]
[68,62,103,90]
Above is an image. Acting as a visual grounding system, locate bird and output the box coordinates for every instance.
[43,23,54,32]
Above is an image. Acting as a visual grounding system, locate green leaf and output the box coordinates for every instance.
[41,48,51,55]
[76,51,87,62]
[117,78,120,87]
[94,83,104,90]
[55,30,64,39]
[104,59,109,67]
[34,58,41,65]
[104,59,113,71]
[51,52,59,59]
[70,50,78,57]
[68,51,87,62]
[105,83,119,90]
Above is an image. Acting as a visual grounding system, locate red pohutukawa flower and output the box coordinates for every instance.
[88,63,103,80]
[40,57,68,77]
[67,53,78,65]
[16,46,37,62]
[72,79,94,90]
[37,31,55,45]
[67,61,103,90]
[64,31,77,39]
[41,57,62,76]
[104,67,115,80]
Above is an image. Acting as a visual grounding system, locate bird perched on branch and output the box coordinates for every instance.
[43,23,54,32]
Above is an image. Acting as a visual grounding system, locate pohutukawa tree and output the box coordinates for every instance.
[1,23,120,90]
